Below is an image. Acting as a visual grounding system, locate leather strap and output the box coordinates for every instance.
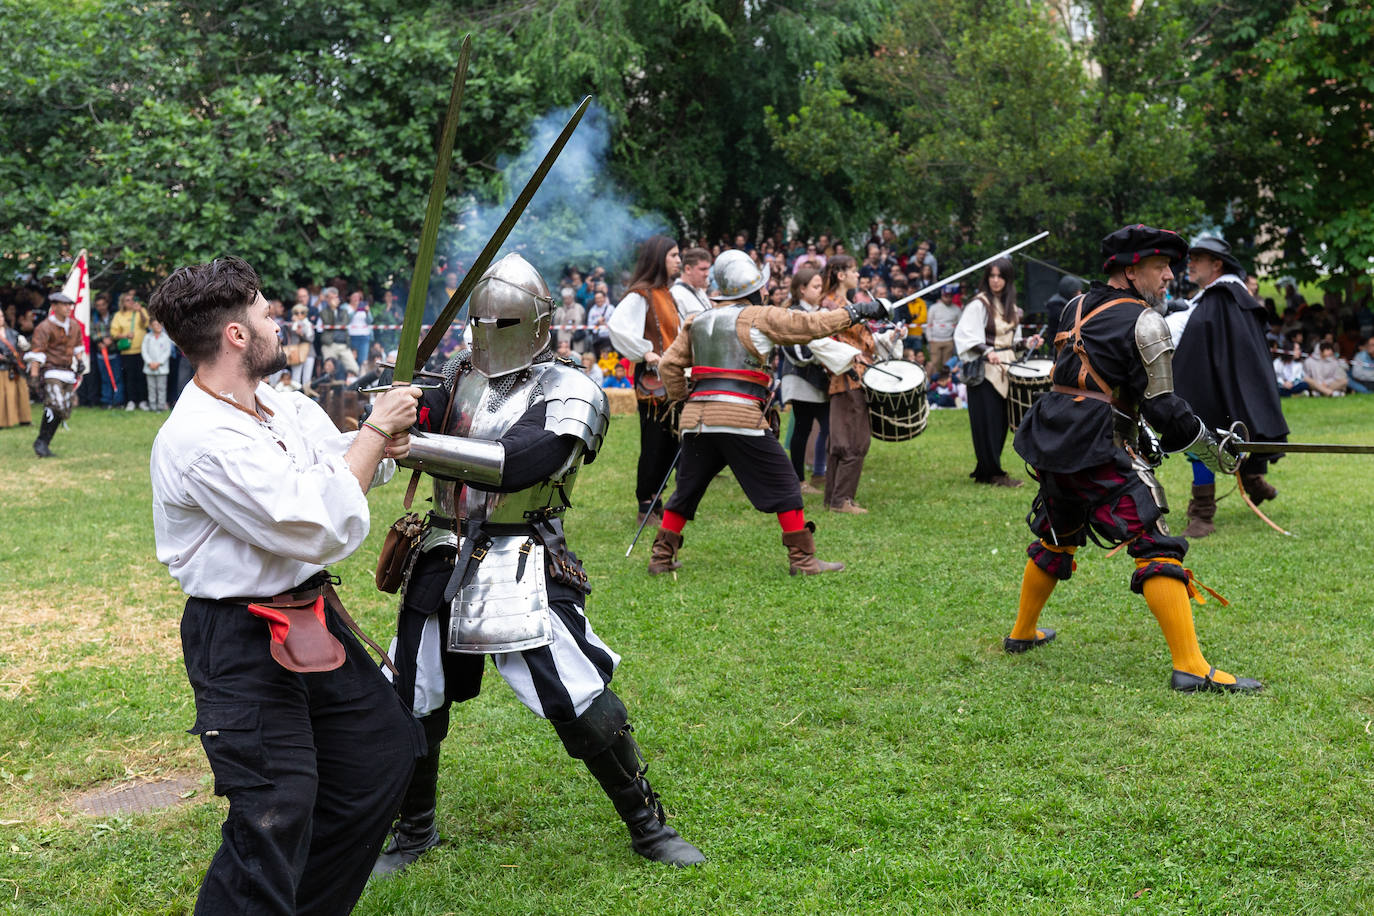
[322,583,400,678]
[688,375,771,401]
[1054,294,1141,400]
[1052,383,1125,410]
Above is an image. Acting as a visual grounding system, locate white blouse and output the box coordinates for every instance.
[150,381,394,599]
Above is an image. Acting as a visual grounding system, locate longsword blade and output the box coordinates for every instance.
[393,36,472,384]
[414,95,593,367]
[893,231,1050,309]
[1236,441,1374,455]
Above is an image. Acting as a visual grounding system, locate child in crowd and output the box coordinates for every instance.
[142,317,172,410]
[273,370,300,393]
[580,350,603,385]
[602,363,631,389]
[929,369,964,409]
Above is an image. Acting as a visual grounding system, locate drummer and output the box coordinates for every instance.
[819,256,903,514]
[643,250,885,576]
[953,257,1042,487]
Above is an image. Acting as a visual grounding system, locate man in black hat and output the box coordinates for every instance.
[1166,235,1288,537]
[25,291,85,457]
[1001,224,1261,693]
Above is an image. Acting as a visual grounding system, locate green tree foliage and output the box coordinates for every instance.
[0,0,888,291]
[768,0,1207,269]
[1253,0,1374,286]
[2,0,1368,292]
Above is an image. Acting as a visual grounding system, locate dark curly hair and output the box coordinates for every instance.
[147,256,261,364]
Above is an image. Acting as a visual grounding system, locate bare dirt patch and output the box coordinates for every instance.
[0,570,184,698]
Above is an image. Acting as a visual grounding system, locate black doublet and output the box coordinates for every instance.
[1014,282,1199,473]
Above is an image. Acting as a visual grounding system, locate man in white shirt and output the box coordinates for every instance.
[670,247,712,315]
[148,256,424,915]
[925,284,962,370]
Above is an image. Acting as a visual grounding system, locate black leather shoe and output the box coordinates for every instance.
[1003,627,1055,654]
[33,439,53,458]
[1171,666,1263,693]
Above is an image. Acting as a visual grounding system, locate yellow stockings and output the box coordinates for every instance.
[1138,558,1237,685]
[1009,544,1073,641]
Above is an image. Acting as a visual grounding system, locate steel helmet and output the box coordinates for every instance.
[467,253,554,377]
[708,249,770,301]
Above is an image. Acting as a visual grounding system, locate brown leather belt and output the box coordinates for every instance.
[1052,384,1125,411]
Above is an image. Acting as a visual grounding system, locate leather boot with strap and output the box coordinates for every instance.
[1183,483,1217,538]
[552,690,705,867]
[782,522,844,575]
[647,528,683,575]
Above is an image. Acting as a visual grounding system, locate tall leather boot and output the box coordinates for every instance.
[647,528,683,575]
[553,690,705,866]
[372,741,443,877]
[1183,484,1217,539]
[782,522,844,575]
[33,408,58,458]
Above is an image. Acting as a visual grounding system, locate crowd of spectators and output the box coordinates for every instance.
[1259,278,1374,398]
[3,230,1372,441]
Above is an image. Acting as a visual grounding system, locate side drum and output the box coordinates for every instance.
[861,360,929,442]
[1006,358,1055,429]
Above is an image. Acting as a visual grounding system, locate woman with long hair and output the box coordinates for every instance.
[818,254,876,513]
[608,235,700,524]
[778,267,831,493]
[953,257,1041,486]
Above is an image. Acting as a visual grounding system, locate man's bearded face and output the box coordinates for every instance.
[245,321,287,379]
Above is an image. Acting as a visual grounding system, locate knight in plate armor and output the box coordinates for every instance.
[1004,224,1262,694]
[374,253,704,875]
[644,249,885,577]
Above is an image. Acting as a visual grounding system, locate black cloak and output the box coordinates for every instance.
[1172,277,1289,455]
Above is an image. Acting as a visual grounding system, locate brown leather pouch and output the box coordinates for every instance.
[376,510,424,593]
[246,595,346,673]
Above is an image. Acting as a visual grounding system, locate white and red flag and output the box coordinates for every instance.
[61,249,91,355]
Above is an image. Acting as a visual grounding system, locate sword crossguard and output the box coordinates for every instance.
[1217,419,1249,457]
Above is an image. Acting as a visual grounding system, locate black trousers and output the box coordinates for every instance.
[966,380,1010,481]
[181,596,423,916]
[787,400,829,482]
[664,432,802,520]
[121,352,147,404]
[635,399,679,509]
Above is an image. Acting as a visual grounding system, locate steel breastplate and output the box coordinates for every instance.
[445,363,584,526]
[690,306,762,373]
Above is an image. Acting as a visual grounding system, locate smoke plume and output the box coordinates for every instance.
[444,102,669,288]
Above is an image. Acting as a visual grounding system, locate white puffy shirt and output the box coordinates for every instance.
[150,380,393,600]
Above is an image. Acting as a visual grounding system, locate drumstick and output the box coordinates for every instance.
[854,358,905,381]
[1013,324,1048,365]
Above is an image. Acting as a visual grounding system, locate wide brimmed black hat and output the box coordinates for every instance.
[1188,235,1246,278]
[1100,224,1188,273]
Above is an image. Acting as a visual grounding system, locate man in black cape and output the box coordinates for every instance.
[1167,235,1288,537]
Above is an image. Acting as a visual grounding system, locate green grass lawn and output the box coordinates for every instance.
[2,397,1373,914]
